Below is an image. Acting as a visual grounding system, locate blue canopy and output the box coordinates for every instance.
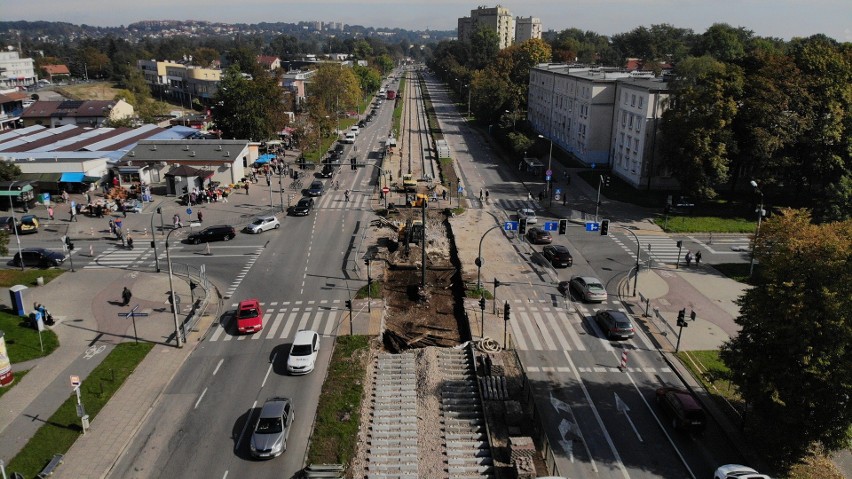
[255,154,275,165]
[60,172,85,182]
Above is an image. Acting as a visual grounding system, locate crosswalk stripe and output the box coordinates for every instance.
[562,312,587,351]
[296,311,311,332]
[311,311,324,332]
[265,311,287,339]
[509,313,530,351]
[324,310,338,335]
[518,312,542,350]
[531,312,557,350]
[279,311,299,339]
[208,319,227,341]
[543,312,573,351]
[252,312,273,340]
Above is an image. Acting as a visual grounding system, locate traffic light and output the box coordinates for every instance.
[558,219,567,235]
[64,236,75,251]
[690,310,697,321]
[518,218,527,235]
[479,297,486,311]
[676,240,683,249]
[189,281,197,291]
[345,300,352,310]
[156,207,162,214]
[493,278,501,288]
[603,175,611,187]
[503,301,511,321]
[677,308,687,327]
[599,219,610,236]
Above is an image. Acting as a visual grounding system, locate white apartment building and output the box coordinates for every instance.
[0,50,36,89]
[458,5,516,50]
[515,17,542,43]
[528,64,671,189]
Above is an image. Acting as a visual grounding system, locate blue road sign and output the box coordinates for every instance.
[585,222,600,232]
[545,175,552,181]
[555,188,561,195]
[186,208,192,215]
[458,186,464,193]
[543,221,558,232]
[504,221,519,231]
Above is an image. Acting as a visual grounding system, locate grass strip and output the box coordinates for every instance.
[6,342,154,477]
[307,335,369,466]
[1,311,60,363]
[0,268,63,288]
[656,215,756,233]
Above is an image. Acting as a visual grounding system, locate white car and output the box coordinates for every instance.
[245,216,280,234]
[287,330,320,375]
[517,208,538,224]
[343,132,356,144]
[714,464,771,479]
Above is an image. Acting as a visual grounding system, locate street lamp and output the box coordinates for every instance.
[748,180,765,277]
[7,180,25,271]
[464,84,471,118]
[538,134,553,199]
[165,226,184,348]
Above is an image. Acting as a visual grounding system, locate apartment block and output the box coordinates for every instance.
[515,17,542,43]
[457,5,516,50]
[0,50,36,89]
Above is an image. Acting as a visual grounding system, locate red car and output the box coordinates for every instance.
[236,299,263,334]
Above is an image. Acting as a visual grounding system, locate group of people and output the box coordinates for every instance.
[684,250,702,267]
[183,185,232,206]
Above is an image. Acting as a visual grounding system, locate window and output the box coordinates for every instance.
[638,97,644,109]
[628,114,634,129]
[636,119,642,133]
[631,94,636,107]
[622,111,627,126]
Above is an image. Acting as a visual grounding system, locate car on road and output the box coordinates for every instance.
[713,464,770,479]
[244,216,280,234]
[0,215,39,234]
[343,132,356,143]
[517,208,538,224]
[307,180,325,196]
[542,245,573,268]
[235,298,263,334]
[655,386,707,432]
[290,197,313,216]
[287,329,320,375]
[357,119,366,128]
[526,227,552,244]
[186,225,236,244]
[318,164,335,178]
[594,310,635,340]
[250,397,294,458]
[12,248,65,268]
[567,276,608,302]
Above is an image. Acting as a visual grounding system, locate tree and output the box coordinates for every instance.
[353,65,381,98]
[720,209,852,467]
[694,23,753,63]
[468,27,499,70]
[211,65,288,141]
[375,54,394,75]
[659,56,744,198]
[305,63,361,118]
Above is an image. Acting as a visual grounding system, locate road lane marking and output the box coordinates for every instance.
[194,387,207,409]
[212,359,224,376]
[261,354,276,388]
[234,399,257,452]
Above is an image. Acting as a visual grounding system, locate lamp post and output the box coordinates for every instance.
[538,134,553,200]
[7,180,25,271]
[150,201,166,272]
[476,225,502,292]
[165,226,184,348]
[748,180,765,277]
[465,84,471,118]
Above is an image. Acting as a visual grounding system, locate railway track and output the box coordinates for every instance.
[400,67,437,192]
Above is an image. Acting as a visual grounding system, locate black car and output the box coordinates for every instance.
[186,225,236,244]
[307,180,325,196]
[542,244,573,267]
[290,197,314,216]
[318,164,335,178]
[13,248,65,268]
[357,120,366,128]
[526,227,552,244]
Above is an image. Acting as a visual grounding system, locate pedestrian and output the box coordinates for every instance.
[120,201,127,218]
[685,251,693,267]
[48,206,54,221]
[197,210,203,223]
[121,286,132,306]
[528,192,533,201]
[485,190,490,202]
[127,234,134,249]
[695,251,702,264]
[222,189,229,203]
[244,183,250,194]
[442,190,447,201]
[70,206,77,222]
[109,219,115,235]
[61,190,69,203]
[479,189,483,201]
[173,214,182,229]
[345,189,350,202]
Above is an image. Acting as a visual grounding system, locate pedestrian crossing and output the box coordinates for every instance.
[506,302,656,352]
[207,301,347,342]
[609,233,684,266]
[494,198,541,213]
[525,365,673,374]
[82,243,264,271]
[312,190,373,210]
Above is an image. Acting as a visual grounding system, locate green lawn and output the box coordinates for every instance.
[656,215,756,233]
[0,310,60,363]
[0,268,64,288]
[355,281,382,299]
[307,336,370,467]
[6,342,153,478]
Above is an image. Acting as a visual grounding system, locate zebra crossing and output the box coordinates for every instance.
[312,190,373,210]
[507,301,656,352]
[207,301,347,342]
[609,233,683,266]
[494,198,540,213]
[83,244,164,269]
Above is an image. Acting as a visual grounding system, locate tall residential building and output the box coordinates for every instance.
[514,17,542,43]
[0,50,36,89]
[528,64,671,189]
[457,5,516,50]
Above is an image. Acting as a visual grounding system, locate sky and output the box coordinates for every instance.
[3,0,850,42]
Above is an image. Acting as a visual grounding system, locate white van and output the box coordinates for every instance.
[349,126,360,136]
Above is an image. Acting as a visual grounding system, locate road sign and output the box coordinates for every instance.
[382,186,390,194]
[543,221,558,232]
[554,194,561,201]
[186,208,192,215]
[457,186,464,193]
[546,169,553,176]
[70,375,80,388]
[503,221,518,231]
[585,222,600,232]
[546,175,552,181]
[555,188,561,195]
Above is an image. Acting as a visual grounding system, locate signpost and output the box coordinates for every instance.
[503,221,519,231]
[585,222,600,232]
[118,305,148,344]
[543,221,558,232]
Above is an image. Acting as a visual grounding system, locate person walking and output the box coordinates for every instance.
[244,183,250,195]
[70,205,78,222]
[109,219,116,236]
[479,189,483,201]
[695,251,702,265]
[685,251,693,267]
[197,210,203,223]
[173,214,182,229]
[48,206,54,221]
[344,189,350,202]
[121,286,132,306]
[528,191,533,201]
[485,190,490,202]
[442,190,447,201]
[126,234,134,249]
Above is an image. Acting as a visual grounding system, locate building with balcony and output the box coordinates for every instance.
[137,59,222,106]
[514,17,542,43]
[0,50,36,89]
[528,64,671,189]
[458,5,516,50]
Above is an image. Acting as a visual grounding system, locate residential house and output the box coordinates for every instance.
[20,99,135,128]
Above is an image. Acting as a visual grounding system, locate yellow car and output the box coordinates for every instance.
[0,215,39,234]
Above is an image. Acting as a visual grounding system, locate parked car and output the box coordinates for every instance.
[568,276,608,302]
[12,248,65,268]
[290,197,314,216]
[357,119,366,128]
[245,216,280,234]
[343,132,356,144]
[287,329,320,375]
[713,464,770,479]
[250,397,294,458]
[594,310,635,340]
[542,245,573,268]
[655,386,707,432]
[526,227,552,244]
[235,298,263,334]
[0,215,39,234]
[307,180,325,197]
[186,225,236,244]
[517,208,538,224]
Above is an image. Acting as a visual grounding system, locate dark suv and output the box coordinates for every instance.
[13,248,65,268]
[186,225,236,244]
[542,245,573,268]
[655,387,707,432]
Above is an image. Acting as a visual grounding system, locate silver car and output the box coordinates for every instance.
[250,397,294,458]
[245,215,281,234]
[517,208,538,224]
[568,276,608,302]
